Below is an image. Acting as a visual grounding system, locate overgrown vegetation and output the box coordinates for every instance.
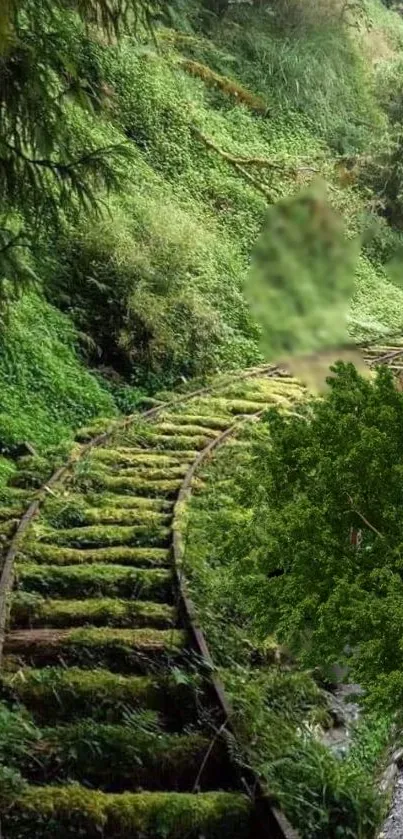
[2,0,403,478]
[183,365,403,836]
[3,0,403,835]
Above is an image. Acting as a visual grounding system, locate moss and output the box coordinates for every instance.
[0,666,198,725]
[180,57,266,114]
[160,414,231,430]
[84,494,173,511]
[15,563,173,600]
[151,435,208,450]
[83,508,171,526]
[22,722,227,792]
[98,465,188,481]
[4,787,252,838]
[152,423,219,439]
[137,397,164,408]
[0,519,18,540]
[186,397,251,416]
[10,593,176,629]
[91,450,195,466]
[18,544,170,567]
[223,399,271,414]
[0,485,33,504]
[35,524,171,549]
[43,503,170,529]
[101,476,182,496]
[9,464,49,490]
[4,626,187,671]
[105,448,199,460]
[74,419,114,443]
[0,505,23,522]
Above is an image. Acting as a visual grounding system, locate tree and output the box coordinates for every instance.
[0,0,167,300]
[232,363,403,710]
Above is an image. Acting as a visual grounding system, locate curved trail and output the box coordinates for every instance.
[0,365,305,839]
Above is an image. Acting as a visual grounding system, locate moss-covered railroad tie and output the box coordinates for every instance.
[0,369,303,838]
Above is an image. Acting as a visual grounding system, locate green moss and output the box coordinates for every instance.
[5,627,186,671]
[98,465,188,481]
[152,423,219,439]
[21,723,224,792]
[0,505,23,522]
[42,500,170,529]
[0,519,18,540]
[101,476,182,496]
[83,508,171,526]
[74,419,114,442]
[91,450,195,466]
[10,594,176,629]
[85,493,173,511]
[185,397,250,416]
[4,787,252,838]
[35,524,171,549]
[15,563,173,600]
[160,414,231,430]
[0,666,198,725]
[18,544,170,567]
[223,399,270,414]
[106,448,199,461]
[151,434,210,450]
[0,485,32,505]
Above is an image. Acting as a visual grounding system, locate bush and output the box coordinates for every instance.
[51,189,259,387]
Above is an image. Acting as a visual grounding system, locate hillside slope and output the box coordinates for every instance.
[2,0,403,479]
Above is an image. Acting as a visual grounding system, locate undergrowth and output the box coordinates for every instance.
[1,0,403,482]
[183,366,399,837]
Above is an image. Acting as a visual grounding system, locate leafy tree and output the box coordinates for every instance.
[0,0,167,300]
[221,364,403,710]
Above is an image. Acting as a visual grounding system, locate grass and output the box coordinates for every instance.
[18,722,224,791]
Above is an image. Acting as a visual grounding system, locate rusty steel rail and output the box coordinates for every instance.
[0,362,299,837]
[172,406,299,839]
[0,362,280,661]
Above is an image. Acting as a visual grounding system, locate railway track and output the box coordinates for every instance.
[0,365,306,839]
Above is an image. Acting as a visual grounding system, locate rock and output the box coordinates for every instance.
[379,772,403,839]
[380,763,398,794]
[391,748,403,767]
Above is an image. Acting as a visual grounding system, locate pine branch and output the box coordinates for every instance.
[1,140,132,175]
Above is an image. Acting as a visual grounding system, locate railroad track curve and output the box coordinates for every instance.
[0,357,373,839]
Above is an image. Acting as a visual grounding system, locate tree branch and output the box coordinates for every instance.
[345,493,384,539]
[1,140,131,175]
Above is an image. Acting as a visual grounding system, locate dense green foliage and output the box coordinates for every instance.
[2,0,403,479]
[185,365,403,700]
[3,2,403,829]
[183,364,403,835]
